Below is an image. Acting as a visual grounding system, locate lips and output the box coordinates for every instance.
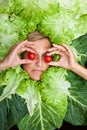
[32,69,43,74]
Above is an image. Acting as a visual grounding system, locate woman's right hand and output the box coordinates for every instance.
[0,40,35,70]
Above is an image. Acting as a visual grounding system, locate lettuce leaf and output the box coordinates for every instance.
[64,33,87,125]
[16,67,70,130]
[57,0,87,17]
[38,8,87,44]
[0,1,87,130]
[0,66,29,102]
[17,101,64,130]
[65,71,87,125]
[0,0,11,13]
[0,94,28,130]
[0,66,70,129]
[0,14,18,59]
[0,33,87,129]
[0,0,59,59]
[16,80,39,117]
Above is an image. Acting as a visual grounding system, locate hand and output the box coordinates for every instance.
[46,44,87,80]
[0,40,35,70]
[47,44,77,70]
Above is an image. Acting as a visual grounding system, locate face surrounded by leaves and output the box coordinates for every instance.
[22,39,51,80]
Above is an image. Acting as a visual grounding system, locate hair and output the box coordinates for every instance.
[27,30,49,41]
[21,30,50,59]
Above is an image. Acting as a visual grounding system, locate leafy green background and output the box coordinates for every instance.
[0,0,87,130]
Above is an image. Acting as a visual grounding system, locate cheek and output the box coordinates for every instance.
[22,63,33,74]
[43,63,50,70]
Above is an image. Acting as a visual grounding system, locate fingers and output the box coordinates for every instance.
[47,43,75,58]
[16,40,34,50]
[47,61,60,66]
[53,44,66,52]
[17,46,35,54]
[12,40,35,54]
[62,44,75,57]
[47,44,67,56]
[62,44,71,52]
[17,40,34,47]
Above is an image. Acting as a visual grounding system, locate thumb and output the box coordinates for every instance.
[47,61,60,66]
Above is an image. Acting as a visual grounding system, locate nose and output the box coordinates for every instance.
[35,56,43,67]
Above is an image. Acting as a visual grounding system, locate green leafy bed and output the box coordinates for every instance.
[0,0,87,130]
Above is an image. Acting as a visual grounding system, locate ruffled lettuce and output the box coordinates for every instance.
[0,0,87,130]
[57,0,87,18]
[0,66,70,129]
[38,8,87,44]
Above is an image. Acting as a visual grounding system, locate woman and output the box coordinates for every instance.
[0,30,87,80]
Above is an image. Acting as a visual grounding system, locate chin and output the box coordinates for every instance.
[31,76,41,81]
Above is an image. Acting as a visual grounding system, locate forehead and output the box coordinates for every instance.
[33,39,51,53]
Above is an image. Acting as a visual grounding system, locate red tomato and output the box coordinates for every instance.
[28,52,36,60]
[44,55,52,63]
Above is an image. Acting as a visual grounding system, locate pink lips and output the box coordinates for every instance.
[33,70,43,74]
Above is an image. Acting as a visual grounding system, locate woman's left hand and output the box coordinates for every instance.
[47,43,77,70]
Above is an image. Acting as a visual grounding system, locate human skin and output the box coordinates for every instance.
[0,39,51,81]
[0,40,35,70]
[0,40,87,80]
[47,44,87,80]
[22,39,51,81]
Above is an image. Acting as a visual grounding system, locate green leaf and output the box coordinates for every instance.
[38,7,87,44]
[57,0,87,17]
[0,66,28,102]
[0,94,28,130]
[65,71,87,125]
[16,80,39,116]
[17,95,66,130]
[71,33,87,65]
[0,1,87,129]
[64,34,87,125]
[17,67,70,130]
[7,94,28,129]
[0,98,8,130]
[0,0,11,13]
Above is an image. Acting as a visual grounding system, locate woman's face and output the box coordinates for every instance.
[22,39,51,80]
